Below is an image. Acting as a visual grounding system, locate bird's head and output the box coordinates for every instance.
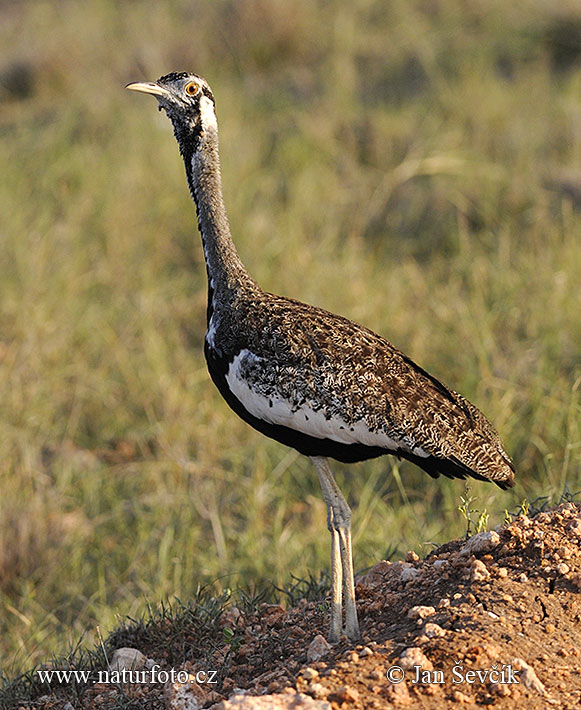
[126,72,217,157]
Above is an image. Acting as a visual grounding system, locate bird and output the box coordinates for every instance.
[126,72,515,643]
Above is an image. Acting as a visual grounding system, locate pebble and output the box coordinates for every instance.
[109,647,147,672]
[307,635,331,663]
[407,605,435,620]
[497,567,508,578]
[556,562,570,575]
[470,559,490,582]
[302,668,319,681]
[164,674,206,710]
[461,530,500,556]
[359,646,374,657]
[401,566,419,582]
[332,686,359,703]
[385,680,411,705]
[399,647,433,672]
[512,658,546,695]
[357,560,391,586]
[424,622,446,638]
[306,683,328,700]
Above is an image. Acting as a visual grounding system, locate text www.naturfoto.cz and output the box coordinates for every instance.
[37,667,218,685]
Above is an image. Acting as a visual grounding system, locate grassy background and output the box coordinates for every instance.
[1,0,580,677]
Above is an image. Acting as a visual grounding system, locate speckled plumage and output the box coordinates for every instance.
[204,283,514,487]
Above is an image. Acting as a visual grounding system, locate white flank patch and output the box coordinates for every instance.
[199,95,218,132]
[225,350,429,456]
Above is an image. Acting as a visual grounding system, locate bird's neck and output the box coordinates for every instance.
[184,128,252,298]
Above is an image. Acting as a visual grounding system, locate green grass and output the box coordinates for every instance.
[1,0,580,678]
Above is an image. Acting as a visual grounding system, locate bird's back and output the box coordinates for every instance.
[204,286,515,489]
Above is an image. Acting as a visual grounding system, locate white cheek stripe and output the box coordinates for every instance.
[199,95,218,132]
[224,350,428,456]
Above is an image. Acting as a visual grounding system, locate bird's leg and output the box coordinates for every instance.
[312,456,361,643]
[326,506,343,643]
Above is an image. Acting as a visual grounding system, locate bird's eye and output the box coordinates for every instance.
[185,82,199,96]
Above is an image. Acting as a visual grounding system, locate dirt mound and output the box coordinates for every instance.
[17,503,581,709]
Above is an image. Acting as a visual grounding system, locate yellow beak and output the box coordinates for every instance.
[125,81,170,98]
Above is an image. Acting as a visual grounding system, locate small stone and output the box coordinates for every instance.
[512,658,546,695]
[357,560,391,586]
[306,683,328,700]
[359,646,373,657]
[164,674,206,710]
[407,605,435,620]
[544,622,556,634]
[302,668,319,681]
[399,647,433,672]
[556,563,570,575]
[461,530,500,556]
[497,567,508,577]
[385,681,411,705]
[424,623,446,638]
[331,686,359,703]
[344,651,359,663]
[405,550,419,562]
[401,566,419,582]
[307,635,331,663]
[518,573,528,582]
[470,559,490,582]
[437,598,450,608]
[432,559,446,569]
[109,647,147,672]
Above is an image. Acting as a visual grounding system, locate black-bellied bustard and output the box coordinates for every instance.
[127,72,515,642]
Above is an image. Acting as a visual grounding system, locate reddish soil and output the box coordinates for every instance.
[19,502,581,709]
